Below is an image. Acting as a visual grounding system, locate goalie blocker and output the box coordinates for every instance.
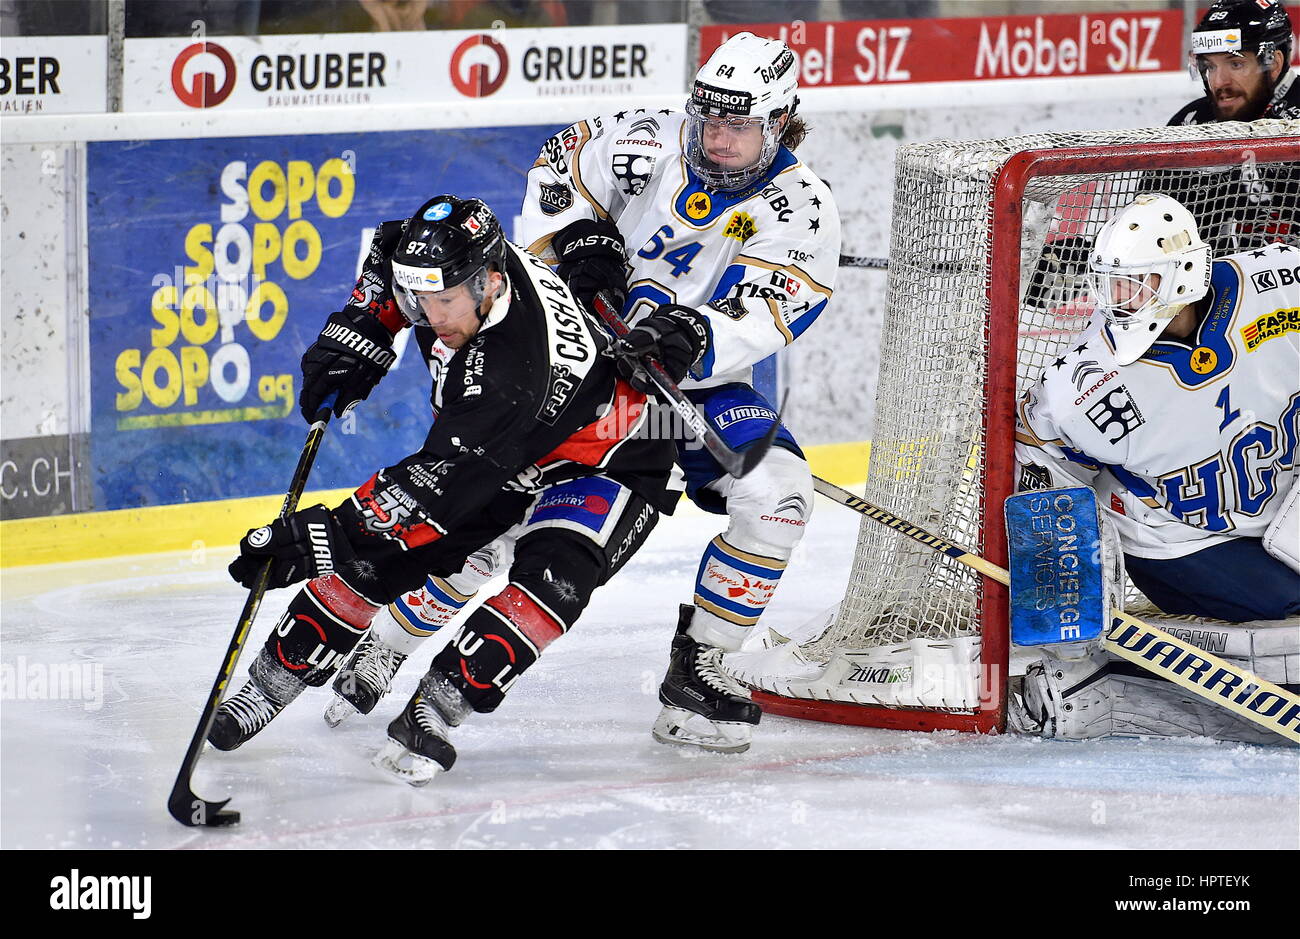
[1004,487,1299,746]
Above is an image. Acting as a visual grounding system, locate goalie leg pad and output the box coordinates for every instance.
[691,447,812,651]
[1020,622,1299,745]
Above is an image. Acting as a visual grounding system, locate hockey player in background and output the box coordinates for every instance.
[522,31,842,754]
[1157,0,1300,257]
[210,195,678,784]
[1170,0,1298,124]
[1013,193,1299,744]
[329,32,841,754]
[1028,1,1299,312]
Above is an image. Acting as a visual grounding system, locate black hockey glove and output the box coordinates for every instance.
[551,217,629,314]
[299,310,397,422]
[615,304,710,392]
[1024,235,1091,311]
[228,505,357,590]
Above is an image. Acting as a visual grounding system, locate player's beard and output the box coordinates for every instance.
[1212,78,1273,121]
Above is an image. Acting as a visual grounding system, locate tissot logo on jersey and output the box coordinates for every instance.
[770,270,802,295]
[1241,308,1300,350]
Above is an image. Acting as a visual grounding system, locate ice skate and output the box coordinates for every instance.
[209,680,289,751]
[373,672,470,786]
[208,648,306,751]
[324,633,408,727]
[652,605,762,753]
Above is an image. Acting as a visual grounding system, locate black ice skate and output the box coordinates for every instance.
[208,648,308,751]
[324,633,408,727]
[652,604,762,753]
[373,671,471,786]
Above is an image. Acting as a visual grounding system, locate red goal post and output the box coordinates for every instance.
[727,123,1300,734]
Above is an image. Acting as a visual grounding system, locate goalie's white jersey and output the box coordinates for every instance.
[1016,242,1300,560]
[518,110,840,389]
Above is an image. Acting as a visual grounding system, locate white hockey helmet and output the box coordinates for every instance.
[685,32,799,192]
[1087,194,1211,365]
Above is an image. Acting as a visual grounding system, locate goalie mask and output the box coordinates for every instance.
[390,195,506,326]
[685,32,799,192]
[1088,194,1211,366]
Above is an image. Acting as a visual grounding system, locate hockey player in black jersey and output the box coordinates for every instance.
[1170,0,1297,124]
[208,195,677,784]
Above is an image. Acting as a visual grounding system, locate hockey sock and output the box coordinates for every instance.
[378,544,506,654]
[691,447,811,649]
[260,574,381,688]
[381,576,478,654]
[426,532,601,712]
[692,534,789,650]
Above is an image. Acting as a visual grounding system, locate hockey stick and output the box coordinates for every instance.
[167,399,336,827]
[838,253,888,269]
[812,476,1300,744]
[590,291,781,479]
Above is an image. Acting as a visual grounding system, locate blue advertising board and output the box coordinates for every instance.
[86,126,550,510]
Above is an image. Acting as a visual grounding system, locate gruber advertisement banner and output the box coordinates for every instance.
[1,35,108,114]
[123,24,685,112]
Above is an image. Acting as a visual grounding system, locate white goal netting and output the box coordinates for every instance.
[732,120,1300,720]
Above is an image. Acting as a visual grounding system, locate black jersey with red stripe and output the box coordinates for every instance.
[341,239,677,554]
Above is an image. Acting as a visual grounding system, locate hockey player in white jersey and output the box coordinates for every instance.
[1016,193,1299,619]
[518,33,839,753]
[1013,193,1299,744]
[327,33,840,753]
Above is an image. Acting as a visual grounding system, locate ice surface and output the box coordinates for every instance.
[2,504,1296,850]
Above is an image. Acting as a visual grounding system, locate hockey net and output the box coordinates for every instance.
[726,120,1300,733]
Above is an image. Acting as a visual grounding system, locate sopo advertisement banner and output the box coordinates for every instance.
[123,23,685,111]
[700,11,1184,85]
[86,126,549,510]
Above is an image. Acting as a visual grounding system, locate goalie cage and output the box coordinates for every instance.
[724,120,1300,734]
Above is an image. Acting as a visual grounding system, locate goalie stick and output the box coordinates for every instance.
[811,476,1300,744]
[590,291,781,479]
[167,397,336,828]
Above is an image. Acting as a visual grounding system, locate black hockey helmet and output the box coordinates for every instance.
[390,195,506,324]
[1190,0,1293,81]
